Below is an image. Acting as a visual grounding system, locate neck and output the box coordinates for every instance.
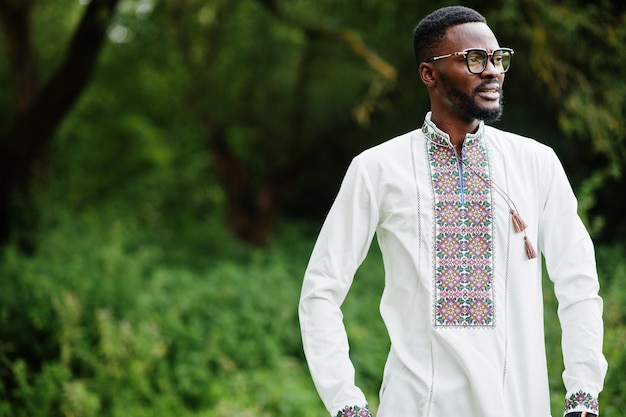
[429,111,481,148]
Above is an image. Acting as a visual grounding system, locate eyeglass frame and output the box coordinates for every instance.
[424,48,515,74]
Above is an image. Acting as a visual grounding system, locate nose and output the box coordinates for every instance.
[481,57,500,78]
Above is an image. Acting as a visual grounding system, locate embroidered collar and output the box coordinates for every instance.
[421,111,484,149]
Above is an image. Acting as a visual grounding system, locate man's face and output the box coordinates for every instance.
[430,22,507,123]
[441,72,504,123]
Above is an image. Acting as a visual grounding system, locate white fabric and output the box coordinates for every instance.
[299,113,607,417]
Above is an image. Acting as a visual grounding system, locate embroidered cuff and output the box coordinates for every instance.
[335,404,372,417]
[564,390,599,415]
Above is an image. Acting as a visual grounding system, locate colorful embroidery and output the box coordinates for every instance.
[335,404,372,417]
[424,122,495,328]
[565,390,599,413]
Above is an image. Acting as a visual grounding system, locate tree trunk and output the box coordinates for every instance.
[0,0,120,245]
[210,131,280,246]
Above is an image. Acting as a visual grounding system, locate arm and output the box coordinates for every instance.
[299,157,379,416]
[537,149,608,416]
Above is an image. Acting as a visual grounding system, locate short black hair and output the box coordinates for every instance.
[413,6,487,65]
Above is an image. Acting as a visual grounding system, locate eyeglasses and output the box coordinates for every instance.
[425,48,514,74]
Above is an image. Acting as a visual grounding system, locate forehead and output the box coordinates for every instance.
[441,22,500,51]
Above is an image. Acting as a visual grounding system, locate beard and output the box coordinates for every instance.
[444,80,504,123]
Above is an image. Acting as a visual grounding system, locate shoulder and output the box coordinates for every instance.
[483,126,571,196]
[484,125,550,150]
[355,129,419,165]
[342,129,419,190]
[483,125,559,163]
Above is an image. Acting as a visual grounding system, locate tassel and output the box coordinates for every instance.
[510,209,527,233]
[459,159,536,260]
[524,236,537,259]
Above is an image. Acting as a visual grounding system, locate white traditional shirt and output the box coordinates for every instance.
[299,113,607,417]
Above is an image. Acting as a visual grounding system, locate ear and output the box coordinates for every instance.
[419,62,436,87]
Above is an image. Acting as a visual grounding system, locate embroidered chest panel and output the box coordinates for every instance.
[424,125,495,328]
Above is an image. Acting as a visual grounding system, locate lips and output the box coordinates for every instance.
[476,83,501,101]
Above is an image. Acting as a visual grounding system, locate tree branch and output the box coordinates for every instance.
[0,0,38,110]
[254,0,396,81]
[1,0,120,186]
[253,0,396,125]
[0,0,120,243]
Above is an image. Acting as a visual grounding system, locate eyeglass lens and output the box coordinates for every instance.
[466,49,512,74]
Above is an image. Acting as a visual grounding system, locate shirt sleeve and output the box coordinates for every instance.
[536,148,608,416]
[298,157,379,416]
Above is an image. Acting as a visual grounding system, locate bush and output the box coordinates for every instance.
[1,204,624,416]
[0,208,321,416]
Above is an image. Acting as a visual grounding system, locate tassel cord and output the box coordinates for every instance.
[460,154,537,259]
[432,140,524,218]
[429,140,537,259]
[461,158,524,223]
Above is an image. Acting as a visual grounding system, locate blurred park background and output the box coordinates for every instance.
[1,0,625,416]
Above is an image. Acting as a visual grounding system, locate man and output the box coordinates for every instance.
[298,5,607,417]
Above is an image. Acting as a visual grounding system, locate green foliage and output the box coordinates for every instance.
[32,0,85,80]
[2,1,626,415]
[0,201,324,416]
[5,0,623,242]
[1,194,625,416]
[592,245,626,417]
[488,0,626,239]
[2,0,626,244]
